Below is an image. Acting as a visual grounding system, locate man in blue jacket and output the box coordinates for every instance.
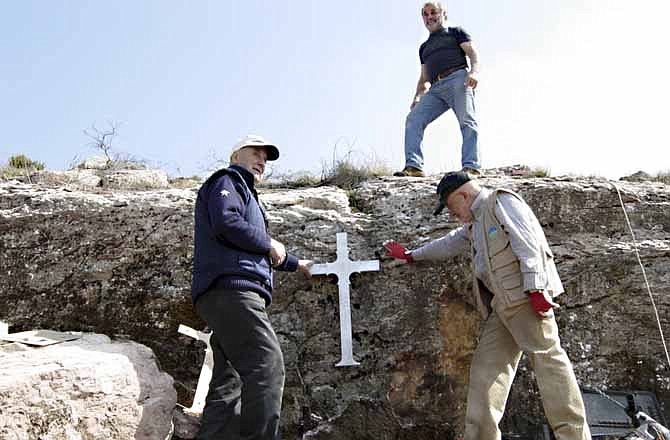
[191,134,312,440]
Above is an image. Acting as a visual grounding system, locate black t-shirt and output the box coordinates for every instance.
[419,26,471,82]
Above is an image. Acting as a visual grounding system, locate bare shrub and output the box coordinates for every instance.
[653,171,670,184]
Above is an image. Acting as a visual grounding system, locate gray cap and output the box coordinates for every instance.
[433,171,471,216]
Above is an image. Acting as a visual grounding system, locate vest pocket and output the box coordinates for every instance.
[500,272,526,305]
[490,242,517,270]
[487,226,509,256]
[500,271,521,290]
[498,262,523,291]
[492,257,526,304]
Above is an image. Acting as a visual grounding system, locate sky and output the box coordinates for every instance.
[2,0,669,180]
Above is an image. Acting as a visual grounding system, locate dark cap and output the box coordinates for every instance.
[433,171,471,216]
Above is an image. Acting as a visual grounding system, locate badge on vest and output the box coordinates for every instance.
[220,189,230,197]
[488,226,498,238]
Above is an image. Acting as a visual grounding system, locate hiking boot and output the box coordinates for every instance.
[393,166,425,177]
[461,167,481,177]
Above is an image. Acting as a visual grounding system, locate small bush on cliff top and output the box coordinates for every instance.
[320,141,391,189]
[0,154,45,180]
[529,166,551,178]
[8,154,45,170]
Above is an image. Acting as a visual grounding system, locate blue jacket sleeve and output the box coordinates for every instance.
[207,175,272,255]
[275,254,299,272]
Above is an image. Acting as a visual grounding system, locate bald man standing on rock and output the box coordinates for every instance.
[395,1,481,178]
[384,171,590,440]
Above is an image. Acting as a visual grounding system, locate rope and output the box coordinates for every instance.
[612,182,670,370]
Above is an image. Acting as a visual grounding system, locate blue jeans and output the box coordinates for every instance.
[404,68,480,170]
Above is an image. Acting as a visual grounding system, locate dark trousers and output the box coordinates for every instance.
[195,287,285,440]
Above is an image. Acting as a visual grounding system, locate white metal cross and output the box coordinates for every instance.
[310,232,379,367]
[178,324,213,415]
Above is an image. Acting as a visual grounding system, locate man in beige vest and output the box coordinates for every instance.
[384,171,590,440]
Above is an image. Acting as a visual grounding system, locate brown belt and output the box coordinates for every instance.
[432,64,468,84]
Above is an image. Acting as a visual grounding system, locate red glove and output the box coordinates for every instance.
[528,290,558,316]
[383,240,414,263]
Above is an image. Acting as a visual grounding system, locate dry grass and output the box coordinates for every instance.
[528,167,551,178]
[0,166,33,181]
[321,154,391,189]
[264,143,392,190]
[653,170,670,184]
[169,176,203,189]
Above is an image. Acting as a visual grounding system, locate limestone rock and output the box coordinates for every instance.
[0,333,176,440]
[0,342,30,353]
[29,169,102,188]
[483,164,531,176]
[0,175,669,439]
[101,169,169,189]
[76,155,110,170]
[621,170,653,182]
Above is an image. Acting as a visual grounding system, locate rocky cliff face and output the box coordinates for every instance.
[1,174,669,439]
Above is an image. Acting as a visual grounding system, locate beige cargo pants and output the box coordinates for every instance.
[463,300,590,440]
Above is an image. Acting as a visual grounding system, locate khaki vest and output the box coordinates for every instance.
[469,188,559,319]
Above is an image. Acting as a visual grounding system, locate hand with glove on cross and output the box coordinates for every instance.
[383,240,414,264]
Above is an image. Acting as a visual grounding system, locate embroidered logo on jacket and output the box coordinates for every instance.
[488,226,498,238]
[220,189,230,197]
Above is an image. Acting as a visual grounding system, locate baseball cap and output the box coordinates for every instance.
[433,171,471,216]
[231,135,280,161]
